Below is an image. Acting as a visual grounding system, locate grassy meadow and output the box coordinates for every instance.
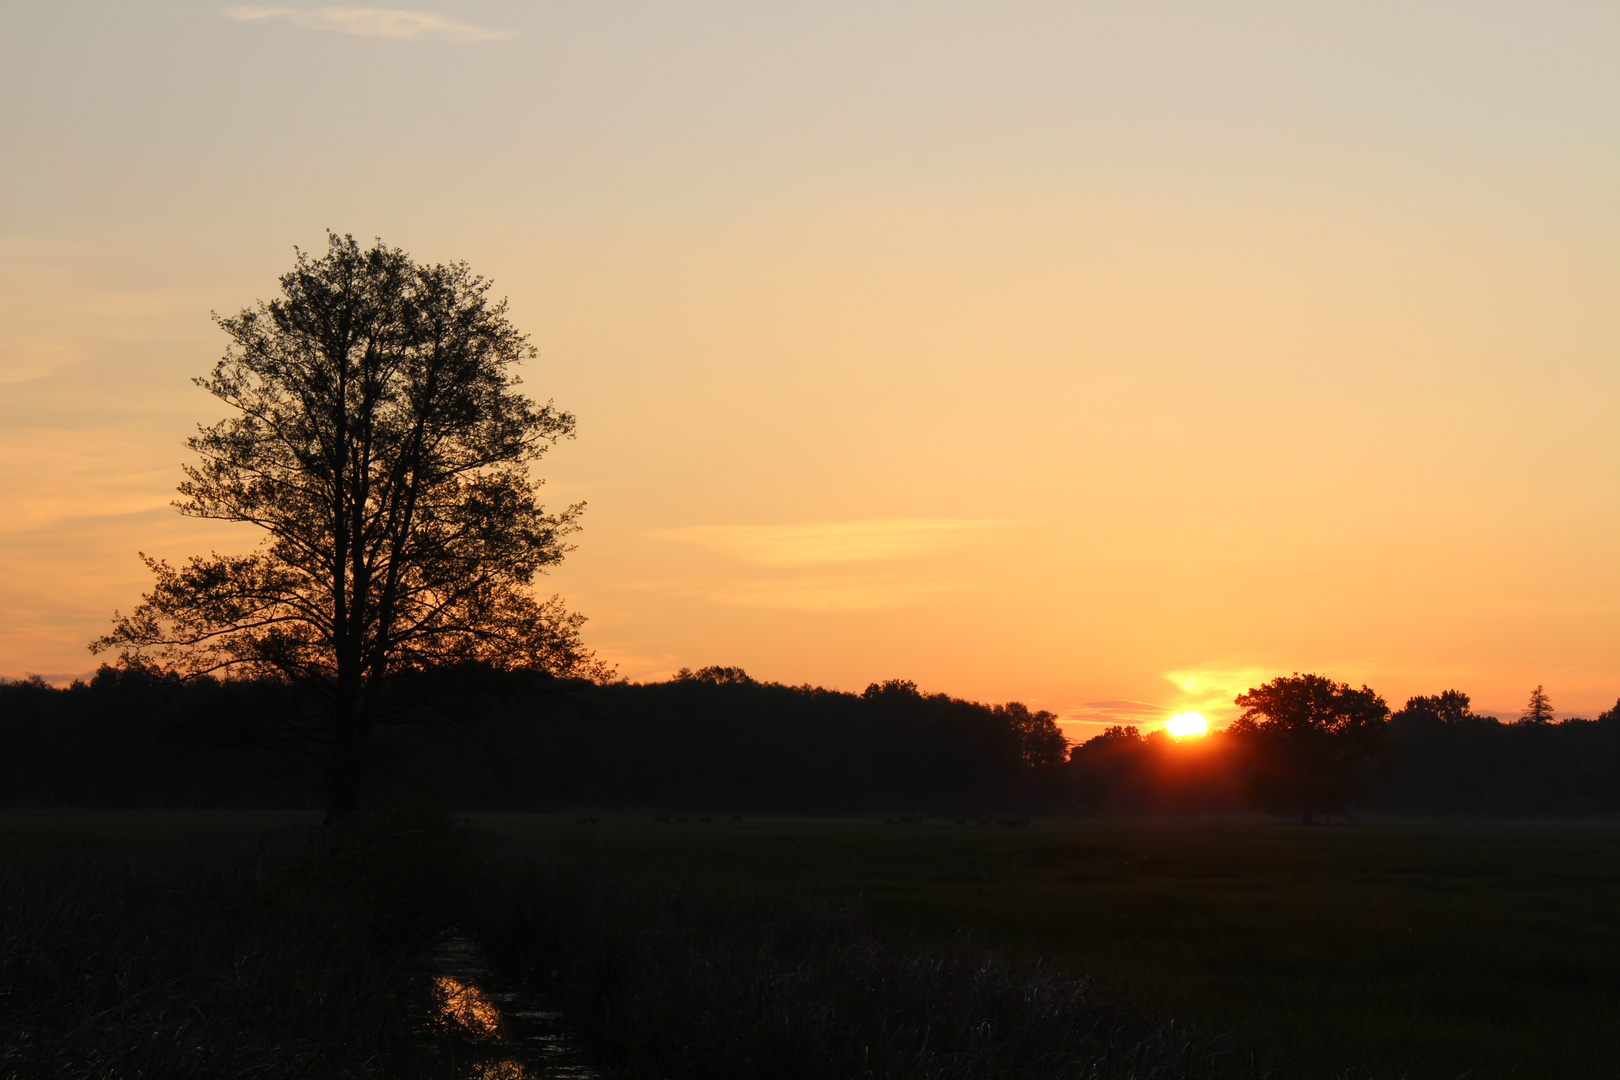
[478,816,1620,1079]
[2,812,1617,1079]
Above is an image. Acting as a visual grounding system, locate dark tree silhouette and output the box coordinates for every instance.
[92,233,606,821]
[673,665,756,685]
[1519,684,1556,725]
[1067,725,1146,814]
[1229,673,1389,824]
[13,672,1620,816]
[995,701,1068,767]
[1394,689,1478,726]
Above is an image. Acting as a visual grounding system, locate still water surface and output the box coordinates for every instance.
[429,934,599,1079]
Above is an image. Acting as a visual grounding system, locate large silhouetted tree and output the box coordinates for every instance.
[1229,673,1389,823]
[93,234,606,821]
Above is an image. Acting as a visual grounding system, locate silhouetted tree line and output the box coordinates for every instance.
[3,668,1617,817]
[0,666,1067,815]
[1382,688,1620,815]
[1069,681,1620,819]
[508,670,1071,814]
[0,669,320,809]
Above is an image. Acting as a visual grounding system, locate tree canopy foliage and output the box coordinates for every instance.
[1228,673,1391,823]
[93,234,604,819]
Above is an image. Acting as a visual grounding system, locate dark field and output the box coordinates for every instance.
[3,813,1618,1079]
[478,817,1620,1080]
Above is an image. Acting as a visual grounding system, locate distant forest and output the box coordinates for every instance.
[3,666,1618,817]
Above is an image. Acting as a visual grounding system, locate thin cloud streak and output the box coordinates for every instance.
[654,518,1020,567]
[708,576,970,613]
[222,7,512,42]
[607,573,974,613]
[1061,699,1172,731]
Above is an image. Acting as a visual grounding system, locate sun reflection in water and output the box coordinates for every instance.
[430,934,598,1080]
[466,1062,532,1080]
[435,975,506,1038]
[434,975,538,1078]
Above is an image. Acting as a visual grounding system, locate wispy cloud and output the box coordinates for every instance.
[1061,699,1171,730]
[0,357,60,387]
[610,572,974,613]
[654,518,1018,567]
[706,576,969,613]
[1057,672,1286,736]
[222,7,512,42]
[1163,665,1273,711]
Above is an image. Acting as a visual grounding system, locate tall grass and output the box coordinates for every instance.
[464,817,1620,1080]
[471,853,1243,1079]
[0,813,467,1079]
[19,814,1533,1080]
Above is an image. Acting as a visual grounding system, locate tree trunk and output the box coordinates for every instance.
[324,701,368,825]
[325,751,362,824]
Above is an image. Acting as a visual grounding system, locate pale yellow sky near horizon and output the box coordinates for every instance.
[2,2,1616,737]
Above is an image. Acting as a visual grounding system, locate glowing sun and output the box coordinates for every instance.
[1165,712,1209,737]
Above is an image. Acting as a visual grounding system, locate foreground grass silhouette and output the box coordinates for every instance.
[469,817,1620,1080]
[3,813,1618,1079]
[0,811,471,1078]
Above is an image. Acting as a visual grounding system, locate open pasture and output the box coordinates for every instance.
[481,815,1620,1080]
[3,812,1618,1079]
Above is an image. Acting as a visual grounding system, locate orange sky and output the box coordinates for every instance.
[2,2,1617,739]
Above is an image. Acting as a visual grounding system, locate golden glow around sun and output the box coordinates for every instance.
[1165,712,1209,737]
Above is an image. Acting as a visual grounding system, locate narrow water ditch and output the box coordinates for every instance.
[426,932,602,1079]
